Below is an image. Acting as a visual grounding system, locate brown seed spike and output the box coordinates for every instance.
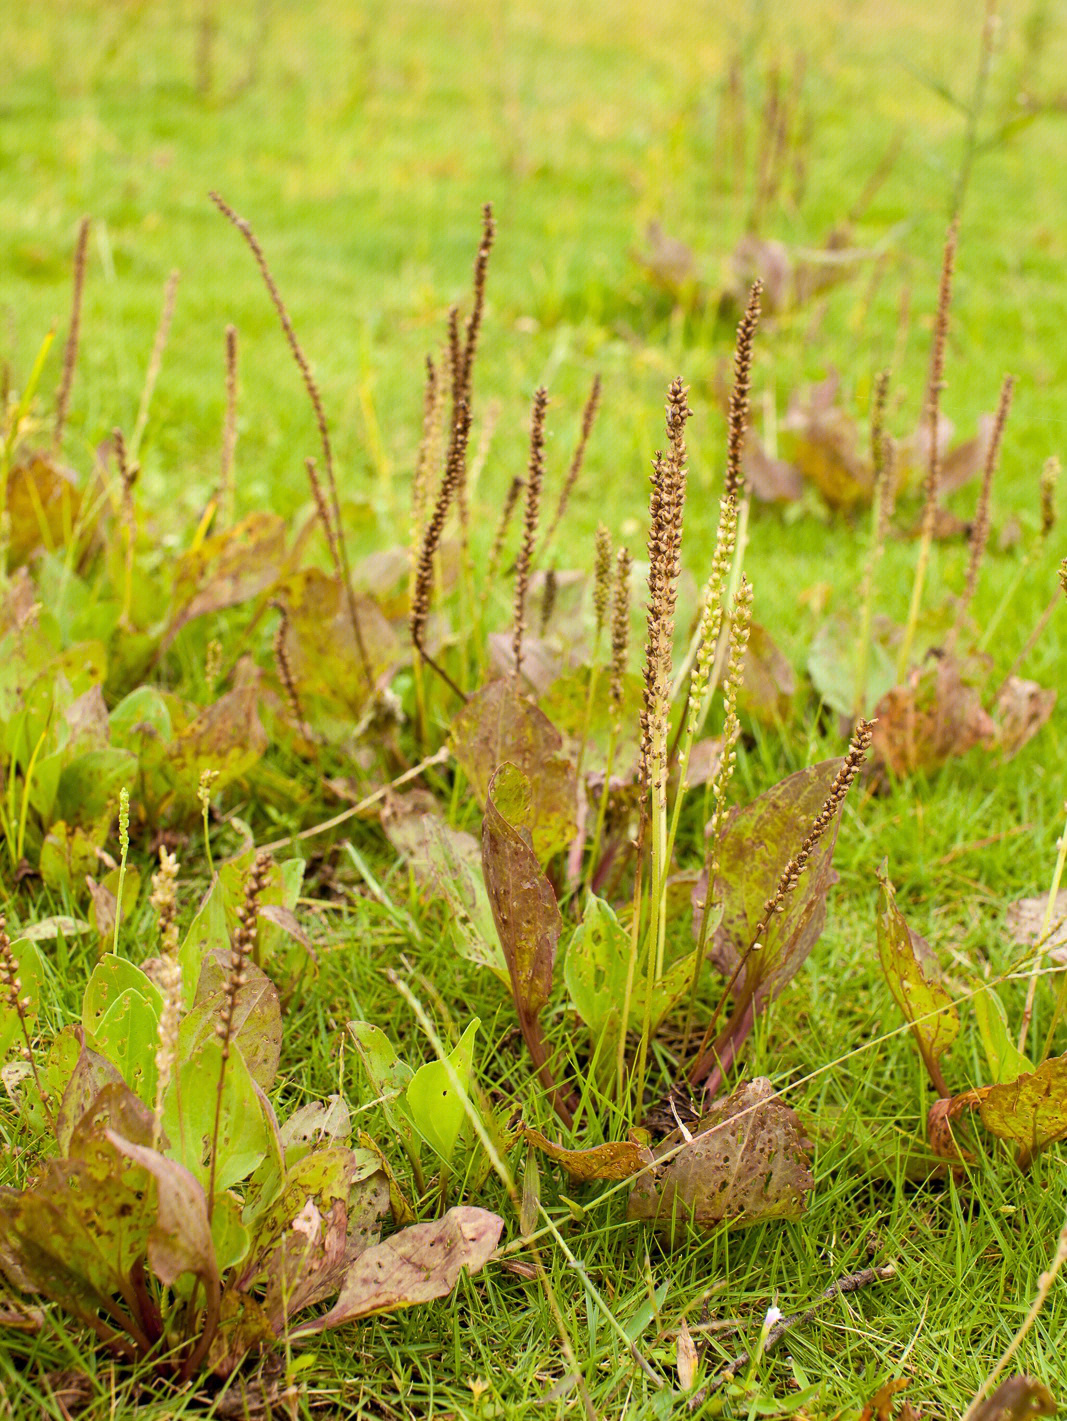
[210,192,372,689]
[513,387,548,678]
[461,203,495,400]
[53,216,90,454]
[725,281,761,501]
[540,373,603,561]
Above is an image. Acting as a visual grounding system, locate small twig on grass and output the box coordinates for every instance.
[697,1263,896,1401]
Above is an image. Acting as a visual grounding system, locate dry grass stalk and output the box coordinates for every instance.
[131,268,180,457]
[52,216,90,454]
[855,370,894,715]
[956,373,1014,633]
[210,192,371,687]
[412,354,440,548]
[1040,454,1059,538]
[208,848,271,1212]
[219,324,239,526]
[899,220,958,676]
[512,387,548,678]
[459,204,494,401]
[305,456,341,571]
[539,568,558,636]
[689,577,753,991]
[150,848,182,1137]
[114,427,139,629]
[540,373,602,560]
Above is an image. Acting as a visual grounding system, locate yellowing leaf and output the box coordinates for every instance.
[523,1127,653,1182]
[875,864,958,1095]
[961,1053,1067,1168]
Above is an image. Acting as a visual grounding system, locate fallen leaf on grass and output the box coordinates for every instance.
[1006,889,1067,966]
[871,656,996,778]
[292,1206,503,1335]
[875,864,959,1095]
[628,1078,812,1244]
[523,1127,653,1182]
[970,1376,1057,1421]
[860,1376,910,1421]
[453,679,578,862]
[993,677,1056,760]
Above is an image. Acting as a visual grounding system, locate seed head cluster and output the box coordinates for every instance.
[640,377,692,791]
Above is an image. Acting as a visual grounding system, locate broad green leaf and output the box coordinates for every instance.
[167,684,268,806]
[482,763,560,1021]
[875,864,958,1094]
[240,1146,389,1328]
[403,1019,479,1164]
[629,1078,812,1244]
[162,1038,269,1191]
[293,1206,504,1336]
[452,679,578,862]
[347,1021,419,1160]
[55,748,138,824]
[82,955,164,1041]
[381,801,505,981]
[974,985,1031,1086]
[39,820,103,892]
[210,1190,250,1275]
[707,759,847,1012]
[0,937,44,1066]
[89,990,161,1106]
[178,876,229,1009]
[54,1040,124,1153]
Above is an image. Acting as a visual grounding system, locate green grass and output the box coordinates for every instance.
[3,0,1067,1416]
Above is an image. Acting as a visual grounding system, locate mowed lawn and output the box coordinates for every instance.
[2,1,1067,1416]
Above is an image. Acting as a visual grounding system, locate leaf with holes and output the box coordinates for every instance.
[628,1078,812,1244]
[178,951,282,1091]
[453,679,577,862]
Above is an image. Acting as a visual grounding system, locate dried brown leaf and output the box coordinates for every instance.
[1006,889,1067,967]
[993,678,1056,761]
[628,1078,812,1244]
[871,657,997,778]
[293,1206,503,1335]
[523,1127,653,1182]
[971,1376,1057,1421]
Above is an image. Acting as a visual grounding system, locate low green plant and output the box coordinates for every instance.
[0,847,502,1381]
